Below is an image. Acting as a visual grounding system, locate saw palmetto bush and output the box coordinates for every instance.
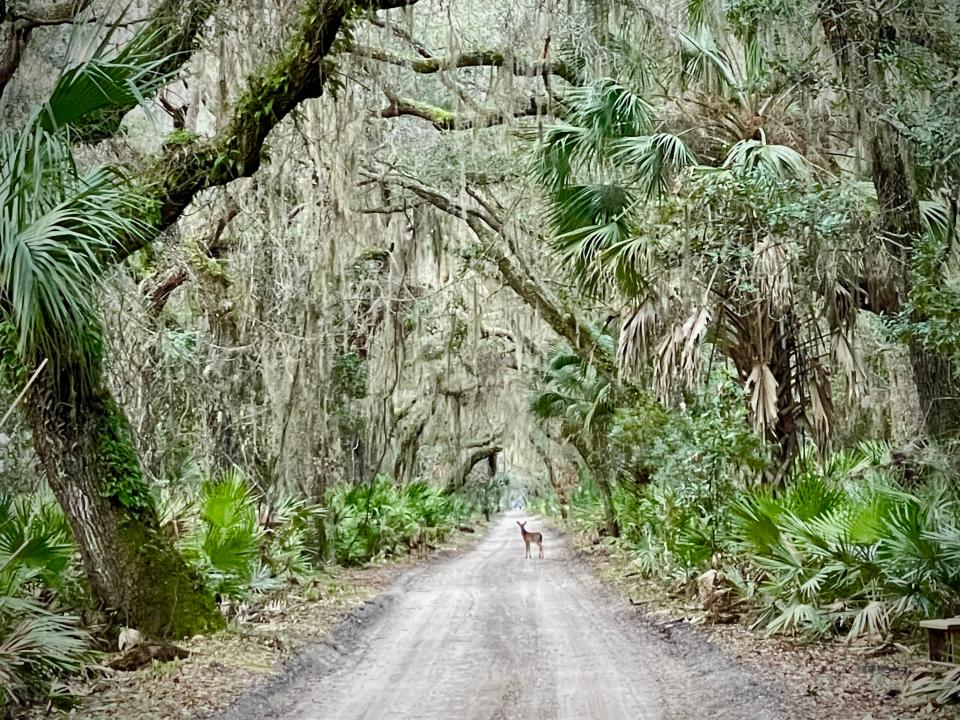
[728,453,960,638]
[0,495,91,708]
[170,469,325,600]
[561,380,960,640]
[180,470,267,599]
[328,476,472,566]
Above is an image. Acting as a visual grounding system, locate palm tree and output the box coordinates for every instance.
[529,344,620,535]
[531,72,877,479]
[0,30,222,637]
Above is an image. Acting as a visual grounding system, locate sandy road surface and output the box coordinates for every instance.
[221,512,783,720]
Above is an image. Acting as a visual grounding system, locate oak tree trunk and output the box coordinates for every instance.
[25,365,223,639]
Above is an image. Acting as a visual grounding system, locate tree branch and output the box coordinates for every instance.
[4,0,90,24]
[0,20,30,96]
[376,92,556,130]
[349,45,581,85]
[132,0,358,241]
[369,175,616,380]
[1,0,92,96]
[448,445,501,492]
[367,16,431,58]
[141,266,190,314]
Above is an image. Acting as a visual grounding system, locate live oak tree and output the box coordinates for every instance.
[0,0,407,638]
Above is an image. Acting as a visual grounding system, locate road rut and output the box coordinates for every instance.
[220,511,784,720]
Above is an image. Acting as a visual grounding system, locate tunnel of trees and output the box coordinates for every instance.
[2,0,960,712]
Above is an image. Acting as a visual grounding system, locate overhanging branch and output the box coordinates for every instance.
[1,0,92,96]
[368,174,616,380]
[376,93,558,130]
[448,445,501,492]
[134,0,357,240]
[349,44,581,85]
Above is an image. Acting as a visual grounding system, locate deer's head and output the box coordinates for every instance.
[517,520,526,530]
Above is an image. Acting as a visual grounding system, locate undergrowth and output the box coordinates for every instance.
[327,475,474,566]
[3,470,471,711]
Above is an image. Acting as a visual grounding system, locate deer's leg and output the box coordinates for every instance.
[538,541,543,559]
[524,540,530,559]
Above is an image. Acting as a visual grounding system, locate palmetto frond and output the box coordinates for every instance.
[529,345,616,445]
[610,132,697,198]
[723,135,810,179]
[0,600,91,705]
[567,78,655,145]
[42,23,173,134]
[535,79,655,188]
[0,125,148,371]
[678,29,741,99]
[0,20,166,378]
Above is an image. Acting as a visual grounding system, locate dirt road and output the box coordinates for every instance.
[221,512,784,719]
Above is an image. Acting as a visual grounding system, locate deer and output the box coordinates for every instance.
[517,520,544,559]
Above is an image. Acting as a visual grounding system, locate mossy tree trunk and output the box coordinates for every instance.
[25,364,223,638]
[4,0,412,637]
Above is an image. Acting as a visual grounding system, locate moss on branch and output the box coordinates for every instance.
[132,0,353,243]
[377,94,558,130]
[350,45,582,85]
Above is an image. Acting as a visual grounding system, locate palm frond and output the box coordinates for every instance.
[0,124,149,374]
[547,184,638,295]
[610,132,697,198]
[723,136,810,179]
[678,29,740,96]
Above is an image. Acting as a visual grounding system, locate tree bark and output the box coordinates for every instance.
[447,445,501,492]
[25,366,222,638]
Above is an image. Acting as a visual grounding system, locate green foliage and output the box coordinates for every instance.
[901,230,960,363]
[729,462,960,638]
[601,381,768,575]
[327,476,473,566]
[96,399,154,512]
[172,469,326,600]
[331,351,368,401]
[568,416,960,640]
[0,15,172,383]
[528,340,618,445]
[0,122,148,379]
[0,494,91,707]
[182,470,264,599]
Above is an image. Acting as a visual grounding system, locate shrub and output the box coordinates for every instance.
[170,469,326,601]
[0,494,91,708]
[327,476,473,566]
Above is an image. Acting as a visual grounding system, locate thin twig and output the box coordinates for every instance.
[0,358,48,432]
